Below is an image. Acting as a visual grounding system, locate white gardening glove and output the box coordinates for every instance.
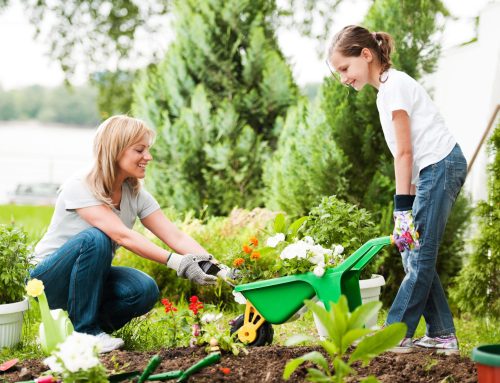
[166,253,218,286]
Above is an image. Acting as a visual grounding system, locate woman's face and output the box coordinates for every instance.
[117,134,153,180]
[329,47,374,91]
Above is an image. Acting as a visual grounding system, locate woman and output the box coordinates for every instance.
[31,115,222,352]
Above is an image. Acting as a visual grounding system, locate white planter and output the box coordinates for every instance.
[0,298,29,348]
[313,274,385,339]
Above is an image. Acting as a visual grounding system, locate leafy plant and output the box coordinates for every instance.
[159,298,191,347]
[283,296,406,382]
[0,224,32,304]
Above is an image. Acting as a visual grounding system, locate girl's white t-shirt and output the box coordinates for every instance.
[33,175,160,264]
[376,68,456,184]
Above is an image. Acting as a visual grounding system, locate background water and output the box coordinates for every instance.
[0,121,95,204]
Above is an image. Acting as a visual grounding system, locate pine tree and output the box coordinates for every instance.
[133,0,297,215]
[451,124,500,318]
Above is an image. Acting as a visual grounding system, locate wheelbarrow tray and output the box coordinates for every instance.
[234,236,391,324]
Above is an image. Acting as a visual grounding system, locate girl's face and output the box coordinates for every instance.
[329,48,376,90]
[116,134,153,180]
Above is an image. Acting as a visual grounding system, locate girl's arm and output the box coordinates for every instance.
[392,110,413,195]
[140,209,208,255]
[76,205,172,264]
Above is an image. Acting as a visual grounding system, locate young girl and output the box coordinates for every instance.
[30,115,224,353]
[326,25,467,354]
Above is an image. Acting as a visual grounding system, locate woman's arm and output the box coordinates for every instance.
[76,205,170,264]
[140,210,208,255]
[392,109,413,195]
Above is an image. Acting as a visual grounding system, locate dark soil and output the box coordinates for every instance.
[1,346,477,383]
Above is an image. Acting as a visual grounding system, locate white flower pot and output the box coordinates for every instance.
[313,274,385,339]
[0,298,29,348]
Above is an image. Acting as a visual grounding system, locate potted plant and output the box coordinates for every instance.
[0,224,32,348]
[472,344,500,383]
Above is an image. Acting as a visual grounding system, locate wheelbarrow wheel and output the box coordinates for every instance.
[230,314,274,346]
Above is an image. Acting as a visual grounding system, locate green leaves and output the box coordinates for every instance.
[283,295,406,381]
[0,225,32,304]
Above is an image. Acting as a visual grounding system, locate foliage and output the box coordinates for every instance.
[304,196,377,254]
[0,225,32,304]
[133,0,298,216]
[451,124,500,318]
[283,296,406,382]
[0,85,99,126]
[264,97,348,216]
[91,70,137,120]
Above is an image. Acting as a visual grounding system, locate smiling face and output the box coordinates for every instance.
[116,134,153,180]
[329,47,378,90]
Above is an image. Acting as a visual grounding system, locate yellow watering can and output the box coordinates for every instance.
[26,279,74,354]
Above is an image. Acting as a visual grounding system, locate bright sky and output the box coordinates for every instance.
[0,0,494,89]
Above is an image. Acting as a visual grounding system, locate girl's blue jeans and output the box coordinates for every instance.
[386,144,467,338]
[30,228,159,335]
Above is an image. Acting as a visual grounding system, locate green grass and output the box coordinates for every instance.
[0,204,54,243]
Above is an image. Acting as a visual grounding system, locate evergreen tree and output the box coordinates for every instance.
[133,0,297,216]
[451,124,500,318]
[263,96,347,216]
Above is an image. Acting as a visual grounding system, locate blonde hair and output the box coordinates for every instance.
[86,115,155,206]
[327,25,394,79]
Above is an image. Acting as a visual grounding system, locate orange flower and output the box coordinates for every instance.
[242,245,252,254]
[250,251,261,260]
[233,258,245,267]
[220,367,231,375]
[249,236,259,246]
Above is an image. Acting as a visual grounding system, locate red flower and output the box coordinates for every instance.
[188,295,204,316]
[242,245,252,254]
[249,237,258,246]
[161,298,178,314]
[220,367,231,375]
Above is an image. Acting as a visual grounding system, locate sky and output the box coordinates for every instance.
[0,0,494,89]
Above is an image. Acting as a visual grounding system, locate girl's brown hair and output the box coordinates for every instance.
[328,25,394,77]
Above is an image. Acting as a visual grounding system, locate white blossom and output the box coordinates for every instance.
[232,291,247,304]
[266,233,285,248]
[333,245,344,256]
[201,313,223,323]
[313,265,325,277]
[303,236,315,245]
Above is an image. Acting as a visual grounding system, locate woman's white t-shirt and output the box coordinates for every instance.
[33,175,160,264]
[376,68,456,184]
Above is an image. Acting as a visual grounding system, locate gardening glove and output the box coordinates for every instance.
[166,253,218,285]
[391,194,420,252]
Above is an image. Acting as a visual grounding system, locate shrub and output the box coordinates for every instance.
[0,225,32,304]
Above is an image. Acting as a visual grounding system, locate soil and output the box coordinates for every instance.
[1,346,477,383]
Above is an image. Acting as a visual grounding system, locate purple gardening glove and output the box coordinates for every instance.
[391,195,420,252]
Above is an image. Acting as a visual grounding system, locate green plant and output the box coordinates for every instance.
[304,196,377,254]
[283,296,406,382]
[0,224,32,304]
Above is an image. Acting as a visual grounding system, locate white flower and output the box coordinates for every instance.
[232,291,247,305]
[266,233,285,248]
[303,236,315,245]
[201,313,223,323]
[43,356,63,374]
[280,241,309,259]
[313,265,325,277]
[333,245,344,256]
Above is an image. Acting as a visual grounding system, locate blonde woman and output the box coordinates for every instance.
[31,115,222,353]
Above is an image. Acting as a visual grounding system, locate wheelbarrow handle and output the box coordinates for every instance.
[176,352,221,382]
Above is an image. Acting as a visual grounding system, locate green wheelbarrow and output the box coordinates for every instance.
[230,236,391,346]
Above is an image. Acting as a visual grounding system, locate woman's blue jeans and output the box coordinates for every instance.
[30,228,159,335]
[386,144,467,338]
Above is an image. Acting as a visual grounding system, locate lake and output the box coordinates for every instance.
[0,121,95,204]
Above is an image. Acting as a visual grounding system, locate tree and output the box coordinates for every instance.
[133,0,298,216]
[263,95,347,216]
[451,124,500,318]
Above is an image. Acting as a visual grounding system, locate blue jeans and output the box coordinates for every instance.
[30,228,159,335]
[386,144,467,337]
